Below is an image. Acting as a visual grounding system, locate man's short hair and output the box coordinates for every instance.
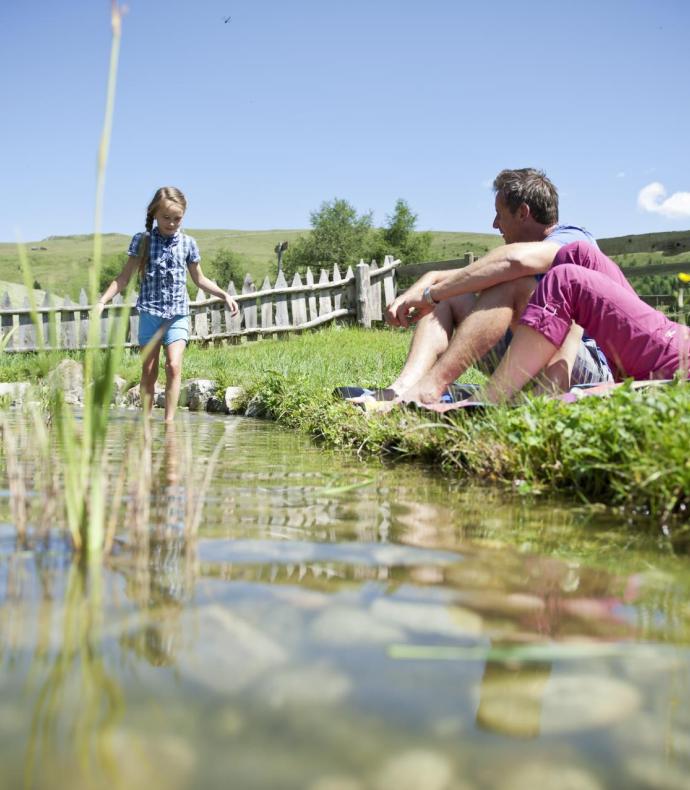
[493,168,559,225]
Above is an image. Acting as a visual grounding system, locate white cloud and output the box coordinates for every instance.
[637,182,690,219]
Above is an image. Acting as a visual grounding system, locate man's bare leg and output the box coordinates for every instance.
[402,278,536,403]
[482,325,558,403]
[388,293,476,394]
[533,323,583,394]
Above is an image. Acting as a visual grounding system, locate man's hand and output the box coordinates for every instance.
[385,277,436,329]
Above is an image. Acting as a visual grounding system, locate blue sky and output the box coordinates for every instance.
[1,0,689,243]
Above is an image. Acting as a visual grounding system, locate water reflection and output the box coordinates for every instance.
[0,412,689,788]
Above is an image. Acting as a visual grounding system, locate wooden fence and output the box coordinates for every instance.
[0,257,399,352]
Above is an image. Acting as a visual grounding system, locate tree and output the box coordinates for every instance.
[98,252,128,293]
[207,248,246,289]
[367,198,432,266]
[281,198,373,279]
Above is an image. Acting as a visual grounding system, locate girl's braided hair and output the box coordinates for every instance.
[136,187,187,280]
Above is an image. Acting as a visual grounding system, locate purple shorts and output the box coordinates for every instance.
[520,242,689,380]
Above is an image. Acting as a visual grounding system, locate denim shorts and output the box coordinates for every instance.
[138,311,190,348]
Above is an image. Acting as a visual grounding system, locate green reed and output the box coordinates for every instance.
[8,2,131,560]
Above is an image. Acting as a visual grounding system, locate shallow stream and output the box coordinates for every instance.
[1,412,689,789]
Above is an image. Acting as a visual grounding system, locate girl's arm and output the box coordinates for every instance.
[188,262,239,315]
[97,255,140,315]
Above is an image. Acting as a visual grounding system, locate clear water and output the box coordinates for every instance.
[1,412,689,790]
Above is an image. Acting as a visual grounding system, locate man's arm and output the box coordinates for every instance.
[386,241,561,328]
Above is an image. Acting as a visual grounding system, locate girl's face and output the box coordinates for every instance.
[154,200,184,237]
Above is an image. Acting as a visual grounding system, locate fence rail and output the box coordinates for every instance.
[0,257,399,353]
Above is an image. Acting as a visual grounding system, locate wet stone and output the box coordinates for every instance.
[310,606,405,645]
[625,754,690,790]
[372,749,457,790]
[109,729,197,790]
[476,671,641,737]
[177,604,288,694]
[308,776,365,790]
[495,761,603,790]
[224,386,245,413]
[185,379,217,411]
[260,662,352,708]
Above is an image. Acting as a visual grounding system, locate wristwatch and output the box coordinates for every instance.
[422,286,438,306]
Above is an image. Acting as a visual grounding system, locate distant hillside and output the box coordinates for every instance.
[0,280,56,306]
[0,228,687,301]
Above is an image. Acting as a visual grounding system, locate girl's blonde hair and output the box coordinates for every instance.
[136,186,187,280]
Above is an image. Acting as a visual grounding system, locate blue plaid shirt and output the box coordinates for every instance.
[129,228,200,318]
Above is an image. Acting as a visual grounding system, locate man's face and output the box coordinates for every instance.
[492,196,523,244]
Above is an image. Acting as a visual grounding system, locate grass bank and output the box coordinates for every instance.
[2,326,689,526]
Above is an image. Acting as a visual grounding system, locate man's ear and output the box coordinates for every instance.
[518,202,531,221]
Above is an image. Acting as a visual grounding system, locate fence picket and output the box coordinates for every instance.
[260,275,273,329]
[355,261,372,328]
[19,297,37,350]
[344,265,355,312]
[306,269,317,322]
[318,269,332,316]
[274,271,289,327]
[79,289,90,348]
[40,293,58,349]
[332,264,342,311]
[194,288,208,338]
[0,292,14,350]
[242,274,257,331]
[226,281,242,335]
[382,255,396,309]
[290,273,307,327]
[61,296,77,349]
[368,260,382,321]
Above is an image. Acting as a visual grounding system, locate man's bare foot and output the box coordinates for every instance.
[399,374,448,404]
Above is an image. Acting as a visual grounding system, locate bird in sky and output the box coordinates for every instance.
[224,15,231,23]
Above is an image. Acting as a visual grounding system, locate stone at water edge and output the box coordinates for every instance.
[185,378,217,411]
[46,358,84,404]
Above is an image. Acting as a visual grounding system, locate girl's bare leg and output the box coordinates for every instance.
[140,339,163,414]
[163,340,186,422]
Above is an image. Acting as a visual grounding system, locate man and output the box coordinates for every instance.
[385,168,611,403]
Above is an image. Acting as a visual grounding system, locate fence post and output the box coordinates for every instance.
[355,260,372,328]
[1,293,14,350]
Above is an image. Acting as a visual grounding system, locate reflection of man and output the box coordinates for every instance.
[385,169,611,403]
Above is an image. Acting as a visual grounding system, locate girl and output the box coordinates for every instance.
[97,186,239,421]
[480,241,690,403]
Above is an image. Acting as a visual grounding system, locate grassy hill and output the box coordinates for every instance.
[0,228,688,303]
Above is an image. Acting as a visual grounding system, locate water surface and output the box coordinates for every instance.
[1,412,689,790]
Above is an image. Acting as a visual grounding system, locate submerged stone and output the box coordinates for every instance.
[372,749,457,790]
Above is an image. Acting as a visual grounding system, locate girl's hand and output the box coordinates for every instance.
[96,300,106,316]
[224,294,240,316]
